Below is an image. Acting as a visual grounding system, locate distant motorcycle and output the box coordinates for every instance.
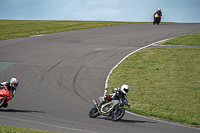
[0,85,13,108]
[153,13,161,25]
[89,96,129,121]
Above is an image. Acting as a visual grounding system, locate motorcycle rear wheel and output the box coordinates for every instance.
[111,108,125,121]
[89,107,100,118]
[0,98,6,108]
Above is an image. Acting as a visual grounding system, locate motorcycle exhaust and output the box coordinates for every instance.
[92,99,102,114]
[93,99,97,105]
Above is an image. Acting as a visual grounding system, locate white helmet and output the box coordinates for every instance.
[121,84,129,94]
[158,8,161,10]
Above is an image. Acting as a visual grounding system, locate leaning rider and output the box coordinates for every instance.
[100,84,130,107]
[0,78,19,107]
[153,8,162,21]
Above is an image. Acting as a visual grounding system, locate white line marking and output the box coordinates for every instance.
[30,35,44,37]
[0,115,97,133]
[105,38,172,89]
[125,111,200,130]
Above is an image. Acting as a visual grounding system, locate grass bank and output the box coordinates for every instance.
[0,125,57,133]
[107,32,200,127]
[0,20,139,40]
[162,32,200,46]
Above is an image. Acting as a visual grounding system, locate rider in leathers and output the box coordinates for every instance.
[0,78,19,108]
[100,84,130,107]
[153,8,162,24]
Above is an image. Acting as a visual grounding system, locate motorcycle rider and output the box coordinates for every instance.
[100,84,130,107]
[0,78,19,108]
[153,8,162,24]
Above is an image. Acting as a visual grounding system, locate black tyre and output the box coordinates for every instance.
[89,107,100,118]
[3,103,8,108]
[111,108,125,121]
[0,98,6,108]
[153,19,155,25]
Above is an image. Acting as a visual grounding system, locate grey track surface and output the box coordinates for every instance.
[0,23,200,133]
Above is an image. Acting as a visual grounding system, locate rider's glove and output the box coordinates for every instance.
[127,103,130,107]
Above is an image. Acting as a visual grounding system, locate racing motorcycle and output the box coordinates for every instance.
[153,13,160,25]
[0,85,13,108]
[89,96,130,121]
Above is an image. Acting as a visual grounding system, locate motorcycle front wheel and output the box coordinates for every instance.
[89,107,100,118]
[0,98,6,108]
[111,108,125,121]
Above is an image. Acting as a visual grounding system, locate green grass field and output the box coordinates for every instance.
[0,20,199,132]
[162,32,200,46]
[107,32,200,127]
[0,125,57,133]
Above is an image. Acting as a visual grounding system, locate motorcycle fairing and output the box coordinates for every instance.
[101,100,119,114]
[0,85,13,102]
[155,13,159,18]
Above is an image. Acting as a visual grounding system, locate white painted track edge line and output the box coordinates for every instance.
[105,38,172,89]
[0,115,97,133]
[125,110,200,130]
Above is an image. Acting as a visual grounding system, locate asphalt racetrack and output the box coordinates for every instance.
[0,23,200,133]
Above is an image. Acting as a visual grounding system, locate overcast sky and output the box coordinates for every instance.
[0,0,200,23]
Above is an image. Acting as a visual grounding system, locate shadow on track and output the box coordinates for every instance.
[119,119,157,124]
[97,117,157,124]
[0,109,45,113]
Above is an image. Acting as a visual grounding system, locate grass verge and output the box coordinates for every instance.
[0,20,139,40]
[107,32,200,127]
[161,32,200,46]
[0,125,57,133]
